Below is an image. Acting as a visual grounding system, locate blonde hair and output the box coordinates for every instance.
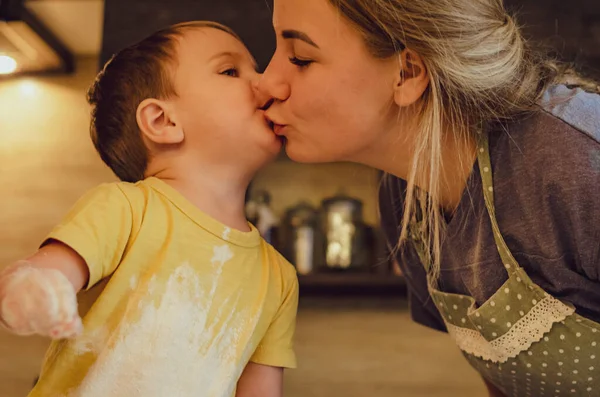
[329,0,598,282]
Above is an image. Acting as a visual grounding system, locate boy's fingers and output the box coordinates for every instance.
[0,266,81,338]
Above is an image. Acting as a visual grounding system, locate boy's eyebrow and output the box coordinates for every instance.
[210,51,258,71]
[281,30,319,49]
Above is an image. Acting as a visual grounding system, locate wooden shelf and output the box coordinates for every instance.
[298,273,406,296]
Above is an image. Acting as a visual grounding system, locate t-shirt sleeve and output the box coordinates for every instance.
[539,129,600,281]
[558,151,600,281]
[250,263,299,369]
[43,183,133,290]
[516,107,600,281]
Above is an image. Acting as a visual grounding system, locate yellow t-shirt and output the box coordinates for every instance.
[29,177,298,397]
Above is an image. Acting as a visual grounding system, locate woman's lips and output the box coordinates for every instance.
[273,124,287,136]
[264,113,286,135]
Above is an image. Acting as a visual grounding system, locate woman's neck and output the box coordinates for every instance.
[437,133,477,213]
[352,127,477,212]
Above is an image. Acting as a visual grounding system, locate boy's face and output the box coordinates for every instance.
[170,28,281,170]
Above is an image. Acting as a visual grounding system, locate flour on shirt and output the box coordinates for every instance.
[72,325,109,356]
[222,227,231,241]
[129,275,138,290]
[64,245,252,397]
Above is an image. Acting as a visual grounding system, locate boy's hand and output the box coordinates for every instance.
[0,262,83,339]
[236,362,284,397]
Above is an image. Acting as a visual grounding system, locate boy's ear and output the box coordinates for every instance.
[136,99,184,144]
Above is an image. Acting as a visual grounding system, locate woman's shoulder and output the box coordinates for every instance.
[506,85,600,161]
[493,86,600,277]
[497,85,600,180]
[538,84,600,143]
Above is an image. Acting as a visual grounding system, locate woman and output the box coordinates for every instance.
[258,0,600,396]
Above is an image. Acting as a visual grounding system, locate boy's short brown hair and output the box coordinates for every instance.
[87,21,240,182]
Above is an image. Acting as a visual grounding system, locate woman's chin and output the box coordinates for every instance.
[284,141,335,164]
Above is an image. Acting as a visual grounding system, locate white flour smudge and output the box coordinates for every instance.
[129,275,138,290]
[72,326,109,356]
[66,245,250,397]
[222,227,231,241]
[212,244,234,265]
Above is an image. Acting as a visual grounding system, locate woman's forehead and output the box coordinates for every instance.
[272,0,358,47]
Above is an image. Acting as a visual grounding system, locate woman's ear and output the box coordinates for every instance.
[136,98,184,144]
[393,49,430,107]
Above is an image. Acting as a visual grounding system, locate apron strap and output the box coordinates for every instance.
[476,130,521,274]
[409,129,520,278]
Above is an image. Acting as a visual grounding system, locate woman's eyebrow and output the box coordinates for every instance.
[281,30,320,49]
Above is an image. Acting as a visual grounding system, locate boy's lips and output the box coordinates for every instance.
[263,115,275,131]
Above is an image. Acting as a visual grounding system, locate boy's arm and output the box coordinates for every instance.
[0,242,89,338]
[24,241,90,291]
[235,362,283,397]
[238,259,298,397]
[0,183,134,339]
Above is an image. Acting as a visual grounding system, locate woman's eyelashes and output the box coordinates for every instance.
[288,56,314,68]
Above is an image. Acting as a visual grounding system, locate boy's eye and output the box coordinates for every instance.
[220,68,239,77]
[288,56,313,69]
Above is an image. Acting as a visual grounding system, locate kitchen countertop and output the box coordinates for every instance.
[285,297,487,397]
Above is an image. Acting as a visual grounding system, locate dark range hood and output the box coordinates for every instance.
[506,0,600,79]
[100,0,599,78]
[100,0,275,71]
[0,0,74,76]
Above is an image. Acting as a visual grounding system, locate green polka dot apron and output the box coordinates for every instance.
[411,130,600,396]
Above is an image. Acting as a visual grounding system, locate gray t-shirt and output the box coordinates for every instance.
[379,85,600,332]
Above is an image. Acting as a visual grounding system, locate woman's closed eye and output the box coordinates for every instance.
[288,56,314,68]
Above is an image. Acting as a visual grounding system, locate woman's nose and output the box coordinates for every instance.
[257,60,291,103]
[252,75,274,109]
